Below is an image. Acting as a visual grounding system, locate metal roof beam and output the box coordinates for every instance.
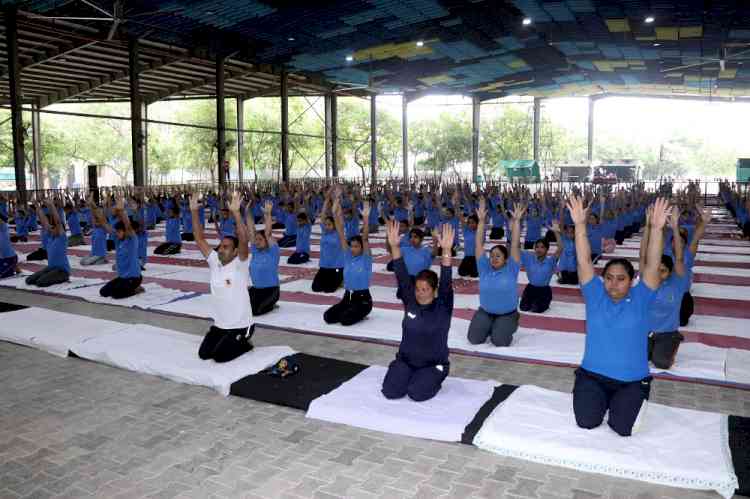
[144,64,269,105]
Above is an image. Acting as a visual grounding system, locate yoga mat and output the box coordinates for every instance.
[306,365,497,442]
[473,385,738,498]
[230,353,368,410]
[70,324,295,396]
[461,385,518,445]
[0,307,129,357]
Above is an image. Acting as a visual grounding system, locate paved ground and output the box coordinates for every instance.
[0,288,748,499]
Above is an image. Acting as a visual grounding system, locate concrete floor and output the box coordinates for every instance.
[0,287,747,499]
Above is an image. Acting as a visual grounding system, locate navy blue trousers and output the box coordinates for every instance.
[381,357,449,402]
[278,234,296,248]
[573,367,651,437]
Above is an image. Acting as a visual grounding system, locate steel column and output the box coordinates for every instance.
[128,38,147,187]
[280,71,289,183]
[6,8,27,198]
[236,97,244,183]
[331,94,338,178]
[324,94,332,179]
[402,94,408,182]
[533,97,541,162]
[370,94,377,187]
[31,103,42,190]
[587,96,595,162]
[471,96,480,183]
[216,55,226,185]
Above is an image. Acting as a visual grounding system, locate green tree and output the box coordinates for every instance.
[411,112,471,181]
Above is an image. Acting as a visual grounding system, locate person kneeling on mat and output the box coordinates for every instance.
[246,200,280,316]
[312,188,344,292]
[519,223,562,314]
[381,220,455,402]
[287,212,311,264]
[154,206,182,255]
[324,199,373,326]
[26,199,71,287]
[568,195,667,437]
[191,192,254,363]
[0,215,20,278]
[99,197,144,299]
[640,206,688,370]
[467,199,525,347]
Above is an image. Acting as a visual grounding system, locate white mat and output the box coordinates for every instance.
[306,365,496,442]
[0,307,129,357]
[64,282,193,309]
[1,274,105,293]
[725,348,750,385]
[473,385,738,498]
[70,324,294,396]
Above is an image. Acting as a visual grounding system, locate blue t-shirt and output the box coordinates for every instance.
[525,216,542,243]
[296,224,311,253]
[219,217,236,238]
[284,212,298,236]
[165,218,181,244]
[319,226,344,268]
[47,233,70,274]
[393,207,408,222]
[463,228,479,257]
[478,254,520,314]
[116,235,141,279]
[0,224,16,258]
[344,217,359,240]
[344,251,372,291]
[14,214,27,237]
[684,248,695,288]
[91,227,107,257]
[588,224,603,254]
[520,251,556,287]
[66,212,81,236]
[250,244,280,288]
[558,236,577,271]
[402,245,433,276]
[137,231,148,260]
[580,278,656,382]
[649,272,689,333]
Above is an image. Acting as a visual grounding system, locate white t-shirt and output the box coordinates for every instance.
[207,250,251,330]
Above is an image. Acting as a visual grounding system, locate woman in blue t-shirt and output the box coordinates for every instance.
[99,197,144,299]
[246,201,280,316]
[0,215,19,278]
[519,222,562,314]
[640,206,689,369]
[312,189,345,292]
[324,199,373,326]
[568,195,666,437]
[467,198,525,347]
[287,211,312,264]
[457,212,480,278]
[80,197,111,266]
[26,199,70,287]
[154,206,182,255]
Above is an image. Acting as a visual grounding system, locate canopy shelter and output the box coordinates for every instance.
[501,160,540,182]
[4,1,750,193]
[556,164,592,182]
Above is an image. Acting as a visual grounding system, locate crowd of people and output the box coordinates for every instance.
[1,177,745,437]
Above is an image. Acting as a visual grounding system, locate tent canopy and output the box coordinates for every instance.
[501,160,540,181]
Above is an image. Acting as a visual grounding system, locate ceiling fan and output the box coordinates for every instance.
[660,45,750,73]
[27,0,185,40]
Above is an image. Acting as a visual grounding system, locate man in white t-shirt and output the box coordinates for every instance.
[191,191,253,362]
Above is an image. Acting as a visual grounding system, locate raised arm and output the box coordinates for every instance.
[361,200,371,255]
[332,198,349,251]
[436,222,454,299]
[642,198,671,290]
[229,192,249,261]
[35,202,51,232]
[509,202,526,264]
[475,197,487,260]
[263,201,275,245]
[549,221,563,259]
[189,194,212,258]
[114,197,135,238]
[669,209,686,277]
[244,199,257,242]
[689,204,709,256]
[566,195,595,285]
[639,205,651,275]
[44,199,64,236]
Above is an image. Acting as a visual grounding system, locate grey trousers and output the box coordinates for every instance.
[467,307,519,347]
[80,255,108,266]
[25,267,69,287]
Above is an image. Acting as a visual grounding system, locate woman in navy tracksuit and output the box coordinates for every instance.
[381,219,455,402]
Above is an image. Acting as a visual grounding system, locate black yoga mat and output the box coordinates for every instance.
[729,414,750,496]
[461,384,518,445]
[0,302,29,313]
[229,353,368,411]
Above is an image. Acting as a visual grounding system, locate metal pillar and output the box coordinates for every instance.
[402,94,408,182]
[324,94,333,179]
[6,8,27,198]
[370,94,377,187]
[471,96,480,183]
[587,96,595,162]
[31,103,42,191]
[533,97,541,162]
[331,94,338,178]
[216,56,226,186]
[280,71,289,183]
[143,104,149,186]
[128,38,147,187]
[236,97,244,183]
